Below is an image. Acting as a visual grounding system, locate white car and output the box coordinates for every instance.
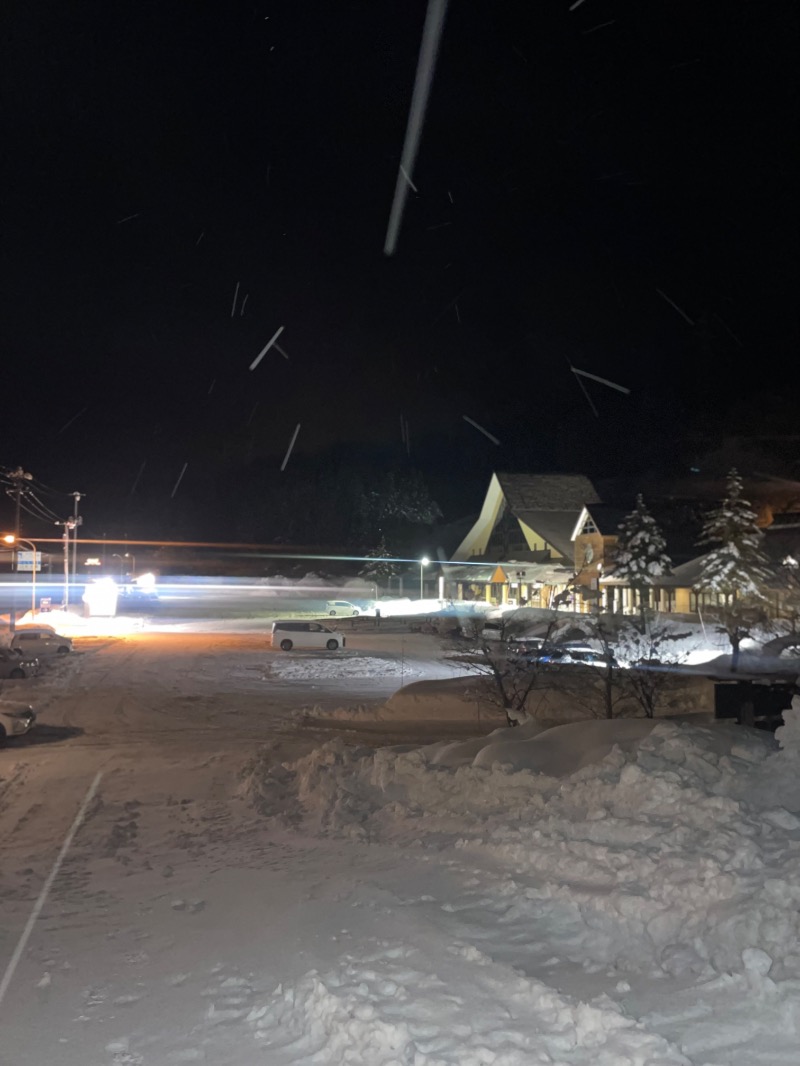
[325,600,361,616]
[271,621,346,652]
[10,625,73,657]
[0,700,36,742]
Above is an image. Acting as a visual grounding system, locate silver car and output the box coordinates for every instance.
[0,700,36,742]
[11,625,73,656]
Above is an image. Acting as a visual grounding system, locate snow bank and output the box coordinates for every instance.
[244,718,800,978]
[240,705,800,1063]
[295,677,506,725]
[376,676,506,723]
[250,937,690,1065]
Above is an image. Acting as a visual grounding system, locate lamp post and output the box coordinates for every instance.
[419,556,429,600]
[3,534,38,617]
[125,551,136,577]
[111,553,124,577]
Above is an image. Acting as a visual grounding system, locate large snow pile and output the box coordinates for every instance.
[242,701,800,1065]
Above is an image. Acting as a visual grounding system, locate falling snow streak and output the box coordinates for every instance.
[399,165,419,194]
[384,0,450,255]
[568,362,600,419]
[129,460,147,496]
[116,213,140,224]
[57,407,88,435]
[250,326,285,370]
[195,231,204,246]
[714,313,743,347]
[427,221,452,230]
[208,379,216,395]
[571,367,631,394]
[171,462,189,498]
[231,281,240,317]
[568,0,589,10]
[240,293,249,316]
[274,342,290,360]
[462,415,500,445]
[280,424,301,471]
[454,300,461,324]
[583,20,616,33]
[447,190,454,203]
[656,288,695,325]
[246,401,259,427]
[433,286,468,324]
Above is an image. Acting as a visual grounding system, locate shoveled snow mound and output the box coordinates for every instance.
[267,654,421,680]
[250,937,690,1065]
[236,703,800,1061]
[303,676,508,724]
[376,676,506,723]
[241,704,800,1064]
[471,717,659,773]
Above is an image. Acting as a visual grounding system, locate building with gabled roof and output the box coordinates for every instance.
[452,472,601,564]
[448,472,602,608]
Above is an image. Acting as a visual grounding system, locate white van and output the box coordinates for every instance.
[270,621,345,652]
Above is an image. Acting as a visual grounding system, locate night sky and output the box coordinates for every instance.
[2,0,798,531]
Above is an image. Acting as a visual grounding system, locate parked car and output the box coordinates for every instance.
[0,648,40,679]
[532,643,618,668]
[325,600,361,616]
[10,625,72,656]
[117,586,160,612]
[271,621,346,651]
[0,700,36,742]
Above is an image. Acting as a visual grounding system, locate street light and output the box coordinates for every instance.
[111,553,125,577]
[419,556,429,600]
[3,534,38,617]
[125,551,136,577]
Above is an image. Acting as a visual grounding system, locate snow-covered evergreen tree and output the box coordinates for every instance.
[695,469,770,600]
[614,495,672,617]
[359,535,399,581]
[694,469,771,671]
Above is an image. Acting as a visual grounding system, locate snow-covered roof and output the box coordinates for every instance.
[601,552,711,587]
[571,503,628,541]
[452,472,602,563]
[496,472,601,512]
[516,510,582,559]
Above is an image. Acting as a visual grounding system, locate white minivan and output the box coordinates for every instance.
[271,621,346,652]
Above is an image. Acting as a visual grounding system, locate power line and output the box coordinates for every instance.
[25,490,61,522]
[28,477,73,499]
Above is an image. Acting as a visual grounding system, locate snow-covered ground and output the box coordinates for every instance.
[1,626,800,1065]
[267,653,421,681]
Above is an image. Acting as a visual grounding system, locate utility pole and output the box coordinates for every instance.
[8,467,33,538]
[71,491,84,583]
[55,518,76,609]
[6,468,32,633]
